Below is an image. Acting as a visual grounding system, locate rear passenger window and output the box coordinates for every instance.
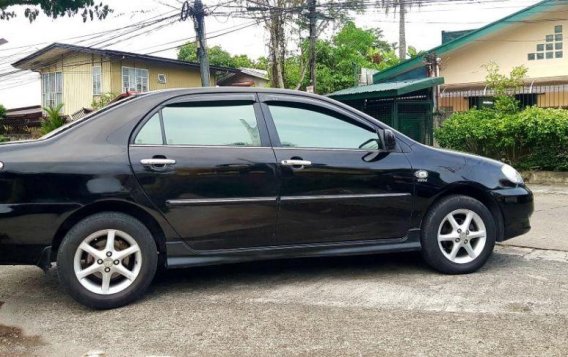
[134,113,163,145]
[134,103,261,147]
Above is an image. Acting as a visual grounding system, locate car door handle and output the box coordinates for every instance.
[281,159,312,167]
[140,158,176,166]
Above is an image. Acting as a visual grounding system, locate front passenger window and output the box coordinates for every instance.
[268,104,380,150]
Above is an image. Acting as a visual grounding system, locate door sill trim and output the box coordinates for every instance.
[166,230,422,269]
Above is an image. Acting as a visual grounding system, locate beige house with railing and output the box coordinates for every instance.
[372,0,568,113]
[12,43,236,117]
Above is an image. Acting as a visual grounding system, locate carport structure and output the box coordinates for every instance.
[329,77,444,145]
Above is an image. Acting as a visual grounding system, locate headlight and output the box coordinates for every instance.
[501,164,524,184]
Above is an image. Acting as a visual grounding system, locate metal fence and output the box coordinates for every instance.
[357,92,434,145]
[439,83,568,114]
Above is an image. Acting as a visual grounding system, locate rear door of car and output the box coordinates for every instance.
[129,93,280,250]
[259,93,415,246]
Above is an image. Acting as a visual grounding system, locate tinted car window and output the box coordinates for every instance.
[268,104,379,150]
[161,104,261,146]
[134,113,163,145]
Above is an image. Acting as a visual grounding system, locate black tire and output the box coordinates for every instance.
[421,195,496,274]
[57,212,158,309]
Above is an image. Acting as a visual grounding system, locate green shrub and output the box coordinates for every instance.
[0,104,6,118]
[435,106,568,171]
[40,104,66,135]
[91,92,116,110]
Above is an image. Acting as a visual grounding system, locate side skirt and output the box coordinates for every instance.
[166,229,422,269]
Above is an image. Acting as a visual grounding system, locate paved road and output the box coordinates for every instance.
[1,188,567,356]
[501,185,568,251]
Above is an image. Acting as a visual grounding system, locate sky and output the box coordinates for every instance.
[0,0,543,108]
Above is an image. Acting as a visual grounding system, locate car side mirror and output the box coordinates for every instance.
[383,129,397,152]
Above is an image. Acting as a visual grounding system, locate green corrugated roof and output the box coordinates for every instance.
[373,0,565,82]
[328,77,444,101]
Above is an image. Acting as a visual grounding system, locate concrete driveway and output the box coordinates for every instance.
[1,186,567,356]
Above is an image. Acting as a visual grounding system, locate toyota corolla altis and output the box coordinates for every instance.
[0,88,533,309]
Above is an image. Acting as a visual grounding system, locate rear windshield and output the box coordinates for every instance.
[40,94,144,140]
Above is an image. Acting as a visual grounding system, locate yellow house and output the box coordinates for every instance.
[372,0,568,113]
[12,43,237,117]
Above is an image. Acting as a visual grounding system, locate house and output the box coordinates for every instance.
[329,0,568,145]
[12,43,237,116]
[372,0,568,114]
[2,105,43,139]
[217,68,269,87]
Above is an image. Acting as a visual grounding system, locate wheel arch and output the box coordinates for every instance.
[51,200,167,268]
[423,183,505,241]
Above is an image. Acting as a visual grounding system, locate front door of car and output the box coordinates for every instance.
[129,93,279,250]
[259,94,415,246]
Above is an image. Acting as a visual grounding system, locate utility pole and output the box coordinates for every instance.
[308,0,317,93]
[181,0,210,87]
[398,0,407,60]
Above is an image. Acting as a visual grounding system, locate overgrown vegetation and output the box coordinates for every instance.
[436,63,568,171]
[91,92,116,110]
[0,104,5,119]
[179,21,409,94]
[40,104,66,135]
[1,0,111,22]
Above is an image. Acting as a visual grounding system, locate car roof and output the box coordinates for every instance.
[144,87,325,100]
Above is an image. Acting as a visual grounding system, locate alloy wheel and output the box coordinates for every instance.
[73,229,142,295]
[437,209,487,264]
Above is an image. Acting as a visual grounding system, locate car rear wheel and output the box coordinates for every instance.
[421,195,496,274]
[57,212,158,309]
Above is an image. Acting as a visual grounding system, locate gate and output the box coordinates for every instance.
[359,98,433,145]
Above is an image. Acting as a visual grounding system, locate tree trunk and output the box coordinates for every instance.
[268,9,285,88]
[398,0,407,60]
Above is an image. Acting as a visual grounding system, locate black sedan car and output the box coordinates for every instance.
[0,88,533,309]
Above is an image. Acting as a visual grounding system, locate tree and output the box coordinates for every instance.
[1,0,111,22]
[285,21,403,94]
[0,104,6,119]
[240,0,361,88]
[178,42,262,69]
[378,0,423,60]
[484,62,528,113]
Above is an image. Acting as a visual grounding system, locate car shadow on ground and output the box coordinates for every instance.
[150,252,430,292]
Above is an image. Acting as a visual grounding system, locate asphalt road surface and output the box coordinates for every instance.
[1,186,567,356]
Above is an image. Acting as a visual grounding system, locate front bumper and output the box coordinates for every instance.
[491,186,534,241]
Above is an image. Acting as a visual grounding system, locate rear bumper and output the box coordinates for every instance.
[491,186,534,241]
[0,244,52,270]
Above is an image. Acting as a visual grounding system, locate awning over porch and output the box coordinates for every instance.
[328,77,445,101]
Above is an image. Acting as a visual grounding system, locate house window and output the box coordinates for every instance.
[468,95,537,110]
[41,72,63,109]
[122,67,149,93]
[92,65,102,95]
[468,96,495,110]
[529,25,563,61]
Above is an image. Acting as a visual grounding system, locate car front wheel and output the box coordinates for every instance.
[57,212,158,309]
[421,195,496,274]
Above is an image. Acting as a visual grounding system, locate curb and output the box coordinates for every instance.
[521,171,568,186]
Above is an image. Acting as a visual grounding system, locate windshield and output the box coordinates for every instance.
[40,94,143,140]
